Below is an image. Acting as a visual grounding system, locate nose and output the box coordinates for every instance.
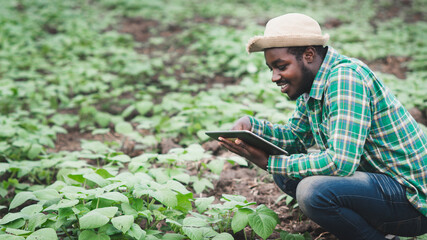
[271,69,281,82]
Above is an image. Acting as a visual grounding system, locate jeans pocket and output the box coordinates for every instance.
[379,216,423,237]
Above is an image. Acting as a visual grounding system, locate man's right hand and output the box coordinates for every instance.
[231,116,252,131]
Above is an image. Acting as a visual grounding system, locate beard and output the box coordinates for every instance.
[289,62,316,100]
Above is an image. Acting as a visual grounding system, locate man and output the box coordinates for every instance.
[219,13,427,239]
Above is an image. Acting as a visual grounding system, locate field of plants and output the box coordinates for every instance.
[0,0,426,239]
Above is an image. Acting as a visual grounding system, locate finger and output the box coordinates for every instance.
[226,143,252,158]
[219,138,247,155]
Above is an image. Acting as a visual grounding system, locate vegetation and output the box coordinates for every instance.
[0,0,426,239]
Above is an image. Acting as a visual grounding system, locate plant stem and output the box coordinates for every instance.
[62,226,72,239]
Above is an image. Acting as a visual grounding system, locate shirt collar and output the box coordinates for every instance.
[308,46,340,100]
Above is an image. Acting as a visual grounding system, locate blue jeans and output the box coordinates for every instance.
[273,172,427,239]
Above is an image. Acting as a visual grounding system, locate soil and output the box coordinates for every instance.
[47,9,427,239]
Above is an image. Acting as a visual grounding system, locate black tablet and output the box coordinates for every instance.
[205,130,288,155]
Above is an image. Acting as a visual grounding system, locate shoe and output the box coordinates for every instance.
[385,235,400,240]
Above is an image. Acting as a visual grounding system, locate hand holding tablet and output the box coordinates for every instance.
[205,130,288,155]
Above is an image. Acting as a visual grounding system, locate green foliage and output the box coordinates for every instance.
[1,0,426,239]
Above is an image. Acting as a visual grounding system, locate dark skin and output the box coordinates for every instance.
[219,46,323,169]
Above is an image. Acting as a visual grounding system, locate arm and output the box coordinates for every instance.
[219,98,314,170]
[269,67,372,178]
[250,97,315,155]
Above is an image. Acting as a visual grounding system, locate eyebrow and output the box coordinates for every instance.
[266,59,285,68]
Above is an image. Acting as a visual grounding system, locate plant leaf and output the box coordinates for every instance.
[0,235,25,240]
[248,205,278,239]
[78,230,110,240]
[33,189,61,201]
[0,213,24,225]
[232,208,252,233]
[99,192,129,204]
[194,196,214,213]
[9,192,36,210]
[92,207,119,218]
[206,159,224,175]
[212,233,233,240]
[115,122,133,134]
[26,228,58,240]
[79,212,110,229]
[127,223,146,240]
[111,215,133,233]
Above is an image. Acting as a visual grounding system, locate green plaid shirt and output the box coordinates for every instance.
[249,47,427,216]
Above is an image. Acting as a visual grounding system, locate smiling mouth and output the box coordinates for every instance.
[276,80,289,93]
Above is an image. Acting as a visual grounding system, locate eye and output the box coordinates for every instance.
[278,65,287,71]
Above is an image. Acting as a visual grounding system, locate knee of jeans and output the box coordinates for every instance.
[296,176,328,214]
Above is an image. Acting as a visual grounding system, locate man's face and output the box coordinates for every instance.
[264,48,315,100]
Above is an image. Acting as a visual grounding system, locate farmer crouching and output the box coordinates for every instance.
[219,13,427,239]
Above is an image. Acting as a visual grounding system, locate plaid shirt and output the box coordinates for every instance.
[249,47,427,216]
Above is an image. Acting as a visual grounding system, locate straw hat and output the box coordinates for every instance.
[246,13,329,53]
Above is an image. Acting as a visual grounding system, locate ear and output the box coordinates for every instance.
[303,47,315,64]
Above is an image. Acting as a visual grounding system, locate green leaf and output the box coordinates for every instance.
[183,217,208,227]
[95,169,115,179]
[206,159,224,175]
[162,233,186,240]
[222,194,247,203]
[226,156,248,166]
[135,101,153,115]
[115,122,133,134]
[153,189,177,208]
[0,235,25,240]
[5,228,31,236]
[192,178,213,194]
[78,230,110,240]
[182,227,217,240]
[166,180,190,195]
[0,163,9,174]
[28,213,49,232]
[194,196,214,213]
[27,143,43,159]
[21,204,43,215]
[33,189,60,201]
[232,208,252,233]
[9,191,36,210]
[26,228,58,240]
[111,215,133,233]
[127,223,146,240]
[280,231,306,240]
[91,207,119,218]
[175,193,193,213]
[109,155,131,163]
[84,173,109,187]
[99,192,129,203]
[79,212,110,229]
[248,205,278,239]
[45,199,79,211]
[121,203,138,217]
[92,128,110,135]
[212,233,233,240]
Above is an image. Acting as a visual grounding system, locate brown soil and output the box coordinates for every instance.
[365,56,410,79]
[373,0,426,23]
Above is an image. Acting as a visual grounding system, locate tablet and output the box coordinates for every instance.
[205,130,288,155]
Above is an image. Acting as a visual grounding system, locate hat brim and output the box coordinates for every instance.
[246,34,329,53]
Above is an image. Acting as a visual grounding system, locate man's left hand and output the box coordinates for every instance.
[218,137,269,170]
